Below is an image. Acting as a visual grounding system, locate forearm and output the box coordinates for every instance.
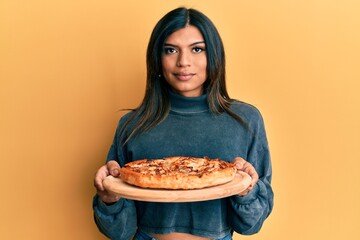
[93,195,137,240]
[228,178,273,234]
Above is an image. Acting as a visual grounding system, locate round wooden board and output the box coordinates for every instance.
[103,171,252,202]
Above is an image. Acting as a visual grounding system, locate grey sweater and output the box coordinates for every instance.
[93,91,274,240]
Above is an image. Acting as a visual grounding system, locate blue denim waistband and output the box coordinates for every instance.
[133,230,157,240]
[133,230,232,240]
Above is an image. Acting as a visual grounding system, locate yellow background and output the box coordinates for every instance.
[1,0,359,239]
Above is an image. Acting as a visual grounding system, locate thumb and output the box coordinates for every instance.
[232,157,246,170]
[107,160,121,177]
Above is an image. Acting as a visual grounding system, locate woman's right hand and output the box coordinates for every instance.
[94,160,121,204]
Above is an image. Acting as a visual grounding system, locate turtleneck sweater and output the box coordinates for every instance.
[93,92,273,240]
[169,90,209,113]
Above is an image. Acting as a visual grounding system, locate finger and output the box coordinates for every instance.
[236,160,251,172]
[107,160,121,177]
[98,190,121,204]
[235,160,258,189]
[243,164,256,177]
[232,157,246,170]
[243,165,259,187]
[252,172,259,185]
[94,177,103,191]
[239,181,257,196]
[94,165,109,191]
[232,157,246,164]
[238,188,251,196]
[247,180,257,191]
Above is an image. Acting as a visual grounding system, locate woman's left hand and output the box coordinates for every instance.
[232,157,259,196]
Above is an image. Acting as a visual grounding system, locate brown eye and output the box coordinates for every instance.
[164,47,177,54]
[192,47,205,53]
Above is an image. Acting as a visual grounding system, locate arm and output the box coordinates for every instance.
[93,194,137,239]
[92,118,137,239]
[228,111,274,235]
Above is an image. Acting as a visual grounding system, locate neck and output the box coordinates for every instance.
[169,90,209,113]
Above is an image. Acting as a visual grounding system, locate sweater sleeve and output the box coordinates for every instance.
[228,109,274,235]
[93,116,137,240]
[93,195,137,239]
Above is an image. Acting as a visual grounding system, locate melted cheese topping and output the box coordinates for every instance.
[124,157,233,177]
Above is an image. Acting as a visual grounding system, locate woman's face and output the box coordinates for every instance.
[161,25,207,97]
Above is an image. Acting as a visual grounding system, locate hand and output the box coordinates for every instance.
[94,160,121,204]
[232,157,259,196]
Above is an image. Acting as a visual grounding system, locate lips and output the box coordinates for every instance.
[174,73,195,81]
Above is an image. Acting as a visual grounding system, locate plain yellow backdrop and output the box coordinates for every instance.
[1,0,359,239]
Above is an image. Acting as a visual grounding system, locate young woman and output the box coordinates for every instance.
[93,7,273,240]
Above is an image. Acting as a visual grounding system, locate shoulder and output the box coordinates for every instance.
[113,110,137,138]
[117,110,136,126]
[229,100,264,124]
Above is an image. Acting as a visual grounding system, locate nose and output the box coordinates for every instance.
[177,51,191,67]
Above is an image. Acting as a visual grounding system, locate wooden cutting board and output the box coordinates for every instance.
[103,171,252,202]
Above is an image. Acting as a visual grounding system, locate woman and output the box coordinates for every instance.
[93,7,273,240]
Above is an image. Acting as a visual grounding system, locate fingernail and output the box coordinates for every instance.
[112,169,119,176]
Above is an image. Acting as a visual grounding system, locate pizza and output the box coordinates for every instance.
[119,156,237,189]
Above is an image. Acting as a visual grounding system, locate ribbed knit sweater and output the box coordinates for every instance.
[93,91,273,240]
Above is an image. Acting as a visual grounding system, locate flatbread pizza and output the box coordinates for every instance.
[119,156,236,190]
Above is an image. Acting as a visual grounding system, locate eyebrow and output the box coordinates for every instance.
[164,41,206,47]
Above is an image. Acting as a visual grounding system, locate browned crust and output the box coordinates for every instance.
[119,157,237,189]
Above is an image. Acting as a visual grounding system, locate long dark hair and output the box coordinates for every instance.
[120,7,244,143]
